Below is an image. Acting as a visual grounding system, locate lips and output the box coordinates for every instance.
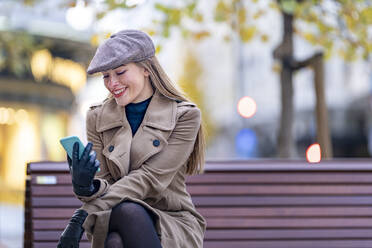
[112,87,127,98]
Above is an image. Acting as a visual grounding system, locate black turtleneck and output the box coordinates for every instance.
[125,95,153,136]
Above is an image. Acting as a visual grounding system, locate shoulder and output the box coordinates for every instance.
[175,100,201,123]
[86,100,106,126]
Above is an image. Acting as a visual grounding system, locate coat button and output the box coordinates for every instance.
[108,145,114,152]
[153,140,160,147]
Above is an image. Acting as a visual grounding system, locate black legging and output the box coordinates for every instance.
[104,201,162,248]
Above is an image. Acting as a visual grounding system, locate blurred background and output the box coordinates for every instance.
[0,0,371,247]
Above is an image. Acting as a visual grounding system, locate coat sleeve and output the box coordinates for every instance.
[75,107,114,202]
[81,106,201,213]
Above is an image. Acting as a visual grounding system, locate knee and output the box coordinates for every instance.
[112,201,147,220]
[105,232,123,248]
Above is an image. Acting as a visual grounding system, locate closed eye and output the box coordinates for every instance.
[117,70,126,75]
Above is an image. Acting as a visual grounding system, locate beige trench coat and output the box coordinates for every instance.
[76,89,206,248]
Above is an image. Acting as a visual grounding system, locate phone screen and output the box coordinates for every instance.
[60,136,85,160]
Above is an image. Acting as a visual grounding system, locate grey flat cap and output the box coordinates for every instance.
[87,29,155,74]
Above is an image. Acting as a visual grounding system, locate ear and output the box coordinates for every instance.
[143,68,150,77]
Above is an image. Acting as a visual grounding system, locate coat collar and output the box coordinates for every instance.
[96,89,177,132]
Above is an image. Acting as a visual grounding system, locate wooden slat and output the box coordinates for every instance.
[28,159,372,174]
[33,217,372,230]
[197,206,372,217]
[32,206,372,219]
[206,217,372,228]
[33,219,69,230]
[33,242,90,248]
[33,231,88,241]
[32,208,76,218]
[187,184,372,195]
[31,186,73,196]
[33,228,372,241]
[31,174,71,185]
[187,172,372,184]
[32,197,81,207]
[31,195,372,207]
[30,172,372,185]
[203,240,372,248]
[204,159,372,171]
[192,195,372,206]
[204,229,372,240]
[30,184,372,196]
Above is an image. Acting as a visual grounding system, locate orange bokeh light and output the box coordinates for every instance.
[306,143,321,163]
[237,96,257,118]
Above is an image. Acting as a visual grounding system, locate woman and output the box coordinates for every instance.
[57,29,206,248]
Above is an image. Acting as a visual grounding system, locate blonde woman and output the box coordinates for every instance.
[57,30,206,248]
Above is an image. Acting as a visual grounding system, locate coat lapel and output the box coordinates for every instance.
[95,89,177,178]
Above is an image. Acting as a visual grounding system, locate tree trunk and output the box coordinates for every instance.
[313,53,333,158]
[277,13,296,158]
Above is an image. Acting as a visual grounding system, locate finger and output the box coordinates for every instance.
[94,159,100,171]
[67,154,72,165]
[81,142,93,164]
[72,142,79,165]
[88,151,96,164]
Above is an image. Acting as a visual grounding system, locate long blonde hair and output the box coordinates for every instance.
[137,56,205,175]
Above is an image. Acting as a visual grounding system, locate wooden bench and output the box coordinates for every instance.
[24,159,372,248]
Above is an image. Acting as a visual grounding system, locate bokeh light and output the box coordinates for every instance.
[237,96,257,118]
[235,128,257,157]
[306,143,321,163]
[65,0,94,31]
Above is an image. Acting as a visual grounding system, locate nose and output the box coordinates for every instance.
[107,74,119,89]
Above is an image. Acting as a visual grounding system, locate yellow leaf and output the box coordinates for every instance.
[143,29,156,36]
[193,31,210,40]
[253,10,265,19]
[238,8,246,24]
[224,34,231,42]
[361,7,372,24]
[280,0,297,14]
[105,32,112,39]
[195,13,203,23]
[90,34,99,47]
[260,34,269,42]
[303,32,316,45]
[272,62,282,73]
[239,26,256,42]
[156,44,162,54]
[215,0,231,22]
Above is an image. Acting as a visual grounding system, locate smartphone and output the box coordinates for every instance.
[60,136,101,172]
[60,136,85,160]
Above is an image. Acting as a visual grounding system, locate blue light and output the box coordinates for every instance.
[235,128,257,158]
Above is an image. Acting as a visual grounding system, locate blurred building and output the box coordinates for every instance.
[0,1,95,203]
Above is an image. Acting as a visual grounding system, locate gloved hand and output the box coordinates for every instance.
[57,209,88,248]
[67,142,100,196]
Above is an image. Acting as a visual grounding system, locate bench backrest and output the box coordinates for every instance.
[25,159,372,248]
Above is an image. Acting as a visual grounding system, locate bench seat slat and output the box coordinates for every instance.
[32,229,372,242]
[32,206,372,219]
[31,195,372,207]
[203,240,372,248]
[33,242,90,248]
[33,217,372,230]
[30,184,372,196]
[205,229,372,239]
[31,172,372,185]
[206,217,372,228]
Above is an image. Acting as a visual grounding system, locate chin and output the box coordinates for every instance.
[115,98,129,106]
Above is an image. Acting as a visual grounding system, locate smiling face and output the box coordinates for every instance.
[102,63,154,106]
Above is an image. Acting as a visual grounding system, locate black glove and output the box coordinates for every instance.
[67,142,100,196]
[57,209,88,248]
